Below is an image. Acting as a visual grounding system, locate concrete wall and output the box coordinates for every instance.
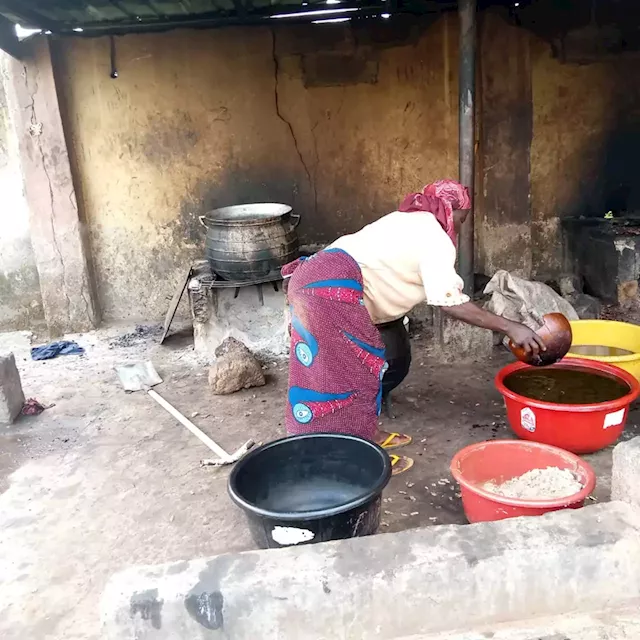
[474,10,640,282]
[530,34,640,279]
[0,56,44,331]
[51,18,459,321]
[2,14,638,327]
[475,11,533,278]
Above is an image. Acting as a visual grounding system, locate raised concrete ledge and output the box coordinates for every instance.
[612,435,640,510]
[101,500,640,640]
[402,603,640,639]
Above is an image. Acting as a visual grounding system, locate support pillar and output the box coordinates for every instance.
[458,0,476,296]
[4,37,98,336]
[433,0,489,362]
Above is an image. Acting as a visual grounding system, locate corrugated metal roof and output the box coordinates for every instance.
[0,0,458,35]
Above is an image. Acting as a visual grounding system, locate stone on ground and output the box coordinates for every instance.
[558,273,583,297]
[565,292,601,319]
[0,353,24,425]
[208,337,265,395]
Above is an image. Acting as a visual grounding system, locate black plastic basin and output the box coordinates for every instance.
[228,433,392,549]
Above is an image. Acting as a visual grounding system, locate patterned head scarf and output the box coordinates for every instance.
[398,179,471,246]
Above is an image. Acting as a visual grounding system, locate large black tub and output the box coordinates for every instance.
[228,433,391,549]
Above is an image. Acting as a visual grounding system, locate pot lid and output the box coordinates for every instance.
[204,203,292,224]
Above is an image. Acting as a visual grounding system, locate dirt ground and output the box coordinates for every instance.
[0,323,637,640]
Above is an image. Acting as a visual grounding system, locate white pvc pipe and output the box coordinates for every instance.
[147,388,232,462]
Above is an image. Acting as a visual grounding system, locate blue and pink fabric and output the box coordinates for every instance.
[282,249,387,440]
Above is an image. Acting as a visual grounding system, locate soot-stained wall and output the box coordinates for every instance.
[476,8,640,282]
[52,18,459,320]
[37,13,640,324]
[530,38,640,279]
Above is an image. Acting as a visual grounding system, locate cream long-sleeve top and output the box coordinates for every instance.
[328,210,470,325]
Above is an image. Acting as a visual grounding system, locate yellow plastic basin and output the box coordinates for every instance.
[567,319,640,382]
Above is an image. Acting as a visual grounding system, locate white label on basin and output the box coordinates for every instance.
[604,408,626,429]
[271,526,314,546]
[521,407,536,433]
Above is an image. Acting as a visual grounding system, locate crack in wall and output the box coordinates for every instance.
[270,29,317,216]
[24,63,72,326]
[67,186,94,324]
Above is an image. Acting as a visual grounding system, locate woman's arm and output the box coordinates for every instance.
[442,302,546,356]
[414,222,545,355]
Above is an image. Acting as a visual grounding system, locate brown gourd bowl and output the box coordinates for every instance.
[509,313,572,367]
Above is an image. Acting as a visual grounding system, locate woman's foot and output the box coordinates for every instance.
[389,454,414,475]
[374,430,412,450]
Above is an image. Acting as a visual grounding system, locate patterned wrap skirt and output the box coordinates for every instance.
[282,249,387,440]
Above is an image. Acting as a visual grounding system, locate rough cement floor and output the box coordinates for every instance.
[0,325,638,639]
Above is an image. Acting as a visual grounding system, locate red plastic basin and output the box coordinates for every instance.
[450,440,596,523]
[495,358,640,454]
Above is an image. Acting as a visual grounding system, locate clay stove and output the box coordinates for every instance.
[188,260,288,359]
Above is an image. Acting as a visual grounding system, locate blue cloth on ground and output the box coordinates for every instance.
[31,340,85,361]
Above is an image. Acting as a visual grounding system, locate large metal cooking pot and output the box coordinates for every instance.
[200,203,300,282]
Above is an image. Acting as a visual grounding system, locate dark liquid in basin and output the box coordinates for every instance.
[571,345,635,357]
[504,368,629,404]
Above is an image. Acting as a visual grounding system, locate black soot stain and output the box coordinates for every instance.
[184,591,224,630]
[182,553,259,630]
[129,588,163,630]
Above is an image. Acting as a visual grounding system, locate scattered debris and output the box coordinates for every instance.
[109,324,163,349]
[410,511,419,516]
[21,398,50,416]
[31,340,84,361]
[208,338,266,395]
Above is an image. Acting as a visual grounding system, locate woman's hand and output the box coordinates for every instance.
[506,321,546,356]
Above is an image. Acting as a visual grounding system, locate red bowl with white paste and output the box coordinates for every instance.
[450,440,596,523]
[495,358,640,454]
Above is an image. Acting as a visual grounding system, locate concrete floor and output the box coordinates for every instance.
[0,325,638,639]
